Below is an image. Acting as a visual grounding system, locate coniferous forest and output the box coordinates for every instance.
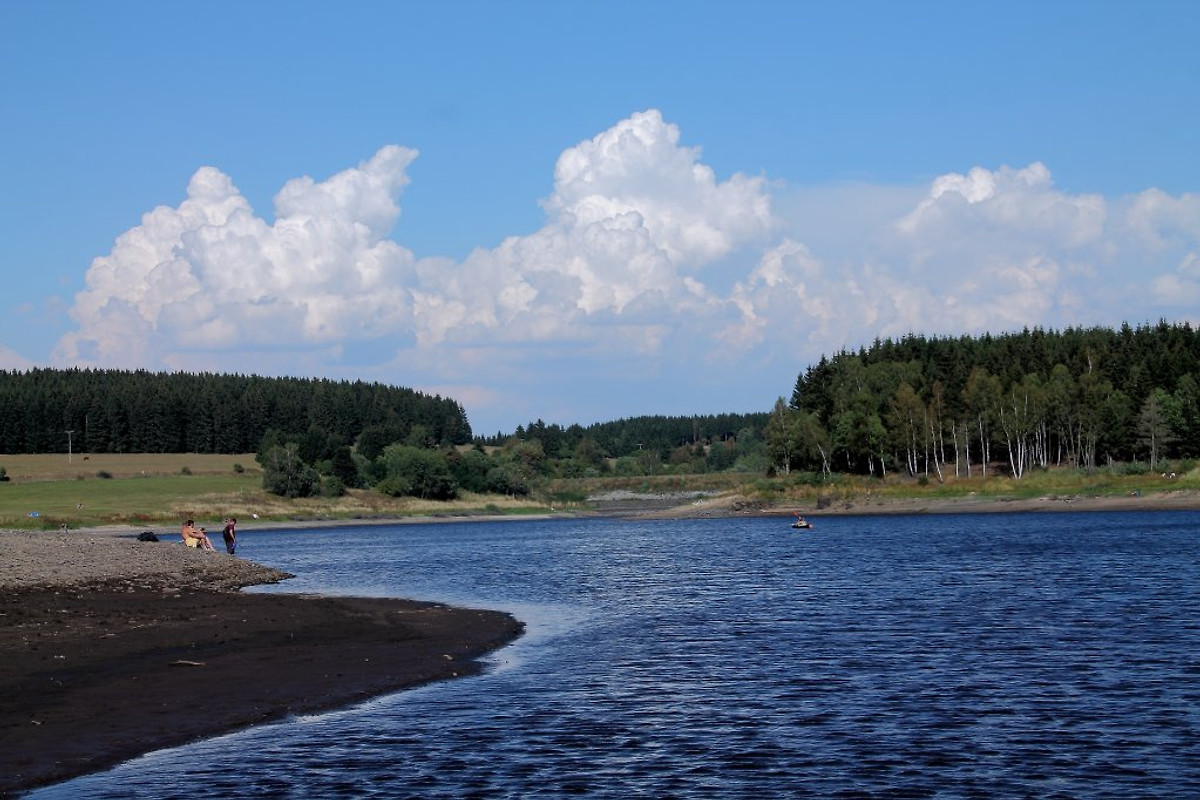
[479,414,769,460]
[0,370,471,455]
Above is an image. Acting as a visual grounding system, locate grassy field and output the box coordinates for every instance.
[0,453,552,531]
[0,453,258,481]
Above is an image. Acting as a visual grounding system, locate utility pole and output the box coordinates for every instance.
[66,430,74,463]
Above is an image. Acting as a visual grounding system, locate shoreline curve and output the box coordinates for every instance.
[0,530,523,796]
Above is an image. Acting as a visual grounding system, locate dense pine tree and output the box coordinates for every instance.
[0,369,471,454]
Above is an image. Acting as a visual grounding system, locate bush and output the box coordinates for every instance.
[485,463,530,496]
[180,466,192,475]
[261,444,321,498]
[449,448,494,492]
[374,475,411,497]
[319,476,346,497]
[95,470,113,479]
[378,445,458,500]
[0,466,8,482]
[233,463,245,473]
[554,459,588,479]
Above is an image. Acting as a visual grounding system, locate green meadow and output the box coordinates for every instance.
[0,453,549,531]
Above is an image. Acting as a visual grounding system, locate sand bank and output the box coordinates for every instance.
[0,530,522,796]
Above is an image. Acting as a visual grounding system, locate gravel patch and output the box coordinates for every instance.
[0,529,293,592]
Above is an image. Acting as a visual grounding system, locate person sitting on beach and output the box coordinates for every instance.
[181,519,215,551]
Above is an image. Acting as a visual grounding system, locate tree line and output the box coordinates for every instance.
[259,420,776,502]
[7,320,1197,500]
[0,367,770,501]
[773,321,1200,478]
[282,411,774,502]
[0,368,471,455]
[478,413,769,460]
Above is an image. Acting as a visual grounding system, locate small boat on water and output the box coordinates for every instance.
[791,516,813,530]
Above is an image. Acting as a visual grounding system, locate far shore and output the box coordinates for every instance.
[60,487,1200,539]
[606,486,1200,521]
[765,488,1200,517]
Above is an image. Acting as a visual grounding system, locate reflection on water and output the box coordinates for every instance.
[32,512,1200,798]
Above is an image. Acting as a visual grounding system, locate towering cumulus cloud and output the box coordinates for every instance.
[880,162,1109,332]
[57,146,419,367]
[411,110,774,349]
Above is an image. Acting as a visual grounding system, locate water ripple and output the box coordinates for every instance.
[31,512,1200,798]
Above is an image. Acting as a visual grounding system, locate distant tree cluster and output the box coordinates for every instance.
[479,413,770,461]
[774,322,1200,478]
[0,369,471,456]
[259,412,777,502]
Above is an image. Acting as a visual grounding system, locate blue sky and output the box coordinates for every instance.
[3,1,1198,436]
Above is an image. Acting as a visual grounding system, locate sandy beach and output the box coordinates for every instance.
[0,530,523,797]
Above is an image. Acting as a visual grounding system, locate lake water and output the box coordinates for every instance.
[31,511,1200,798]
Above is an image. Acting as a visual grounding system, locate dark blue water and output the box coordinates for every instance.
[31,512,1200,798]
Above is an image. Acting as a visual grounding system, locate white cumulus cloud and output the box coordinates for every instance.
[718,161,1199,365]
[1133,190,1200,308]
[50,111,1200,432]
[56,146,420,366]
